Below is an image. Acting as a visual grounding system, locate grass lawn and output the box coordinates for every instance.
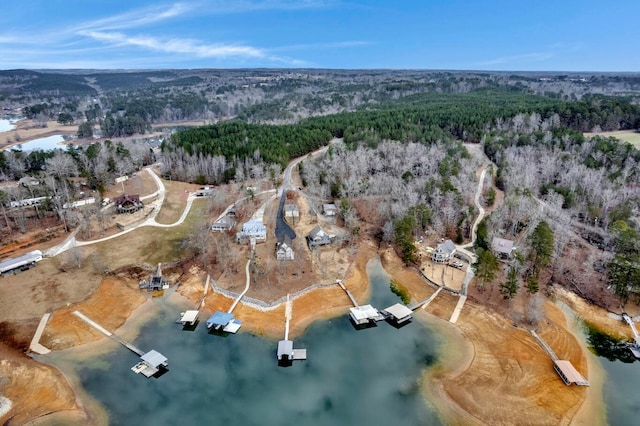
[155,178,202,224]
[93,198,209,268]
[584,130,640,148]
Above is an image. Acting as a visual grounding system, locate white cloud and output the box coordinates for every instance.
[81,31,268,59]
[74,2,194,32]
[476,52,554,67]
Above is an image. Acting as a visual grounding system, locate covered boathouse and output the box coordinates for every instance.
[553,360,589,386]
[382,303,413,326]
[277,340,307,365]
[177,310,199,326]
[206,312,242,333]
[349,305,385,325]
[131,350,168,378]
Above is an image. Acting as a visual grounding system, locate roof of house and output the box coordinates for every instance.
[141,350,167,367]
[206,311,234,327]
[242,220,266,233]
[113,193,141,205]
[284,204,299,212]
[277,235,293,249]
[491,237,515,254]
[213,216,235,227]
[308,225,328,240]
[436,239,456,254]
[323,203,337,211]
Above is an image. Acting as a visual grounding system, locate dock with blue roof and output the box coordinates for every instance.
[206,311,242,333]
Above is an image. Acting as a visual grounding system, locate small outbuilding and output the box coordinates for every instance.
[323,203,338,216]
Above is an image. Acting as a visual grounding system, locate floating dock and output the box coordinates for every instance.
[206,311,242,333]
[176,310,199,326]
[529,329,589,386]
[73,310,168,378]
[382,303,413,326]
[349,305,385,325]
[277,294,307,365]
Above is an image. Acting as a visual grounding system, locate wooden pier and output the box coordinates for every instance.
[73,310,144,355]
[336,279,358,307]
[529,329,589,386]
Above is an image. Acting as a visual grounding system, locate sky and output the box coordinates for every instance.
[1,0,638,71]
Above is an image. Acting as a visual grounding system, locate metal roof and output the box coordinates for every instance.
[436,239,456,255]
[277,340,294,357]
[554,360,589,384]
[0,250,43,274]
[180,310,199,323]
[349,305,380,321]
[207,311,234,327]
[141,350,167,368]
[383,303,413,319]
[491,237,515,254]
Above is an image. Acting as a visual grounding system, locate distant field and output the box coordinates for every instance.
[584,130,640,148]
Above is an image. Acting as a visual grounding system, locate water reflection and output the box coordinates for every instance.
[584,321,637,364]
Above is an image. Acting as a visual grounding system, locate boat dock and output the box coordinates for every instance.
[622,313,640,358]
[336,280,385,326]
[176,275,209,328]
[529,329,589,386]
[73,310,168,378]
[277,295,307,365]
[381,303,413,326]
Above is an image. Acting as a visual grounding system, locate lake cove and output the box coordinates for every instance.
[49,259,444,425]
[2,134,65,151]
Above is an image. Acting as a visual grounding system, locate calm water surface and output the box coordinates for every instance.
[0,119,16,132]
[74,259,443,425]
[6,135,65,151]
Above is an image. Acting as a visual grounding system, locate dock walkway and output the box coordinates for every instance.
[529,329,558,360]
[29,313,52,355]
[449,295,467,323]
[409,287,442,311]
[73,310,144,356]
[337,280,358,307]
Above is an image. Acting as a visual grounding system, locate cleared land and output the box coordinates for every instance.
[584,130,640,147]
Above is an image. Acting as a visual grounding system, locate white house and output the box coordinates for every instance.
[211,216,235,232]
[237,219,267,243]
[284,204,299,219]
[307,225,331,249]
[276,236,294,260]
[323,203,338,216]
[432,239,456,263]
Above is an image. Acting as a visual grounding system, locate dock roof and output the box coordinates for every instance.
[180,310,199,323]
[207,311,234,327]
[553,360,589,385]
[141,350,167,368]
[277,340,294,357]
[349,305,380,321]
[383,303,413,320]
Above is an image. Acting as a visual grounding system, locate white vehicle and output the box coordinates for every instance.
[451,261,464,269]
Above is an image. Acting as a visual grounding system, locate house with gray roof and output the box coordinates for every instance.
[276,235,294,260]
[211,216,235,232]
[432,239,456,263]
[491,237,516,260]
[307,225,331,249]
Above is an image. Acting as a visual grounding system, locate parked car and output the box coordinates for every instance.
[451,261,464,269]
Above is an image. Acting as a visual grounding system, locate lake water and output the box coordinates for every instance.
[63,259,443,425]
[6,135,66,151]
[580,317,640,424]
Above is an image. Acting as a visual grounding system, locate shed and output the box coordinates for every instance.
[323,203,338,216]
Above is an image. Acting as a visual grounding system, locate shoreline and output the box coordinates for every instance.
[4,248,608,425]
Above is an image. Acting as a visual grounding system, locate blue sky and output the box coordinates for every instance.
[1,0,638,71]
